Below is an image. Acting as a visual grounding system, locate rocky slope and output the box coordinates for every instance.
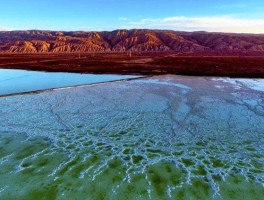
[0,29,264,53]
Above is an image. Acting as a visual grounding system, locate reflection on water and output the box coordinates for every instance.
[0,75,264,199]
[0,69,140,96]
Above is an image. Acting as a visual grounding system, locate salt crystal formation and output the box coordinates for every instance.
[0,75,264,199]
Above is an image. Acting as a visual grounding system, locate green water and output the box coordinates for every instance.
[0,75,264,199]
[0,133,263,200]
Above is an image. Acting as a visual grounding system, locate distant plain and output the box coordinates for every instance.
[1,53,264,78]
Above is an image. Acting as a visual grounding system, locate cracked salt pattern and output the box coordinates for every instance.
[0,75,264,199]
[212,77,264,91]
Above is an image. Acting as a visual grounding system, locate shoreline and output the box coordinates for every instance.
[0,75,149,98]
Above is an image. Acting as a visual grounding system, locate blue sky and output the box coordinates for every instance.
[0,0,264,33]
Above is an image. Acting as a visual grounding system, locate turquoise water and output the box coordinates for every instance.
[0,69,140,96]
[0,75,264,199]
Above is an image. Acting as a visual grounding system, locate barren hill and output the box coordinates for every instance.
[1,29,264,53]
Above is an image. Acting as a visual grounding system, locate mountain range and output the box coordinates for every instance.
[1,29,264,53]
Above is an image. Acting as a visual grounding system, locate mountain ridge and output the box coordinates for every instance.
[1,29,264,53]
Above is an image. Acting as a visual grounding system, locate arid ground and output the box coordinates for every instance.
[1,53,264,78]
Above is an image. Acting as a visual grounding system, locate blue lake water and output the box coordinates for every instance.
[0,69,140,96]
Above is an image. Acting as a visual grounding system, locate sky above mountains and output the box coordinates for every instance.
[0,0,264,33]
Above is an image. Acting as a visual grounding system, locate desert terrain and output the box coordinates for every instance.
[1,29,264,77]
[1,53,264,78]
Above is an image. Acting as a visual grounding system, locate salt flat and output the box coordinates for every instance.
[0,75,264,199]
